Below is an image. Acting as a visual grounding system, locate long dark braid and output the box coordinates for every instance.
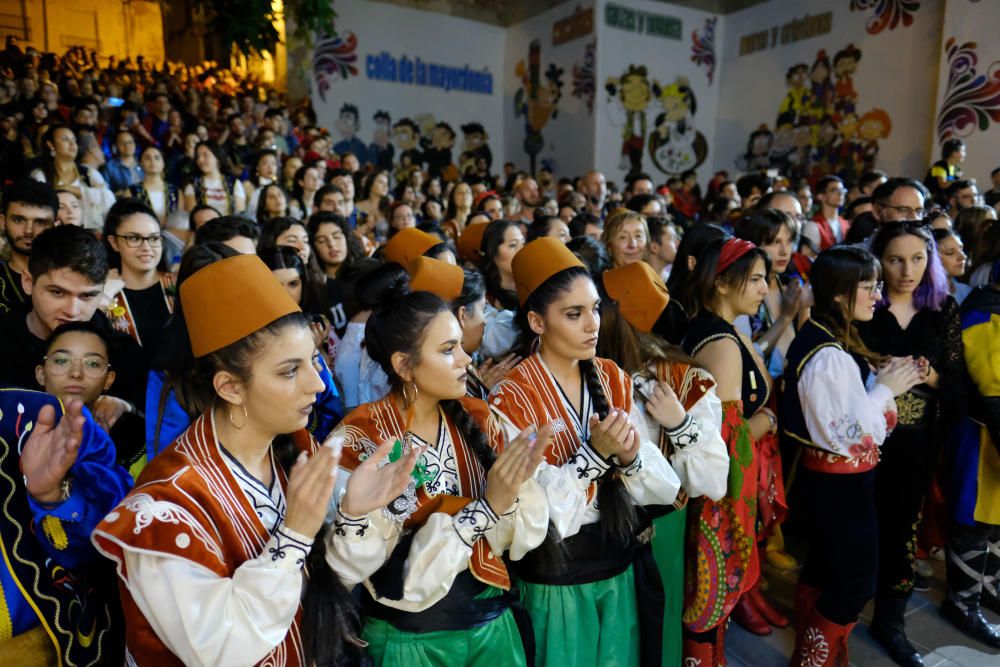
[207,322,361,667]
[580,358,640,545]
[272,437,363,667]
[440,398,495,479]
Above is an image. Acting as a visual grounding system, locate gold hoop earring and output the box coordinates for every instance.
[402,381,419,407]
[228,403,248,429]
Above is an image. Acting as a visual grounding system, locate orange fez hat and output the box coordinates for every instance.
[408,256,464,302]
[512,237,585,306]
[602,261,670,333]
[383,227,441,266]
[180,254,301,358]
[457,221,489,263]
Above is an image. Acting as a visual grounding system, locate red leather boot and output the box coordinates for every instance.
[682,636,715,666]
[793,581,823,637]
[732,594,772,635]
[749,583,791,628]
[790,608,853,666]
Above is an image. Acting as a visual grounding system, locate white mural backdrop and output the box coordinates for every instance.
[309,0,505,182]
[593,0,723,188]
[503,2,597,179]
[713,0,943,183]
[933,0,1000,187]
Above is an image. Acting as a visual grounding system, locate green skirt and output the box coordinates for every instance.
[518,565,640,667]
[362,586,526,667]
[650,507,687,667]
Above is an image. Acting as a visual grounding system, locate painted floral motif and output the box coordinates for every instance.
[801,626,831,666]
[571,39,596,114]
[850,0,921,35]
[935,38,1000,143]
[690,17,717,84]
[313,31,359,102]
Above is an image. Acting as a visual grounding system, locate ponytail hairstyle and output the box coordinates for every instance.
[666,222,727,314]
[809,246,883,363]
[197,311,363,666]
[517,265,639,545]
[365,286,496,481]
[682,237,770,317]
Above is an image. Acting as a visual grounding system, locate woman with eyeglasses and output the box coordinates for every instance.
[102,198,175,353]
[784,247,922,666]
[856,222,964,667]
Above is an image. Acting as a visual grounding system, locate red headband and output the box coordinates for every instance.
[474,190,498,209]
[716,238,757,276]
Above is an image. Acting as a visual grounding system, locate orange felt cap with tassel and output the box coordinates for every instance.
[602,261,670,333]
[457,221,489,263]
[383,227,441,266]
[408,256,464,302]
[511,237,585,306]
[180,254,301,357]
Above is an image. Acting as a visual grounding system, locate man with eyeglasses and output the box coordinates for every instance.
[805,175,849,250]
[0,179,57,314]
[872,177,930,224]
[0,225,146,432]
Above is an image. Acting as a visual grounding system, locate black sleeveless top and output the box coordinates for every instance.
[682,309,769,418]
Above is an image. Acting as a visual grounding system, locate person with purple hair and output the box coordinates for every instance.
[858,221,964,667]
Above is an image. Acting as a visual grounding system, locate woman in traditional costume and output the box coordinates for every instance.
[597,259,730,666]
[326,285,550,666]
[677,237,773,663]
[858,222,963,667]
[783,247,922,666]
[93,254,415,666]
[489,237,685,667]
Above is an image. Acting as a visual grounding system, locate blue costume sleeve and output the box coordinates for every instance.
[17,397,132,569]
[144,370,192,461]
[308,355,343,443]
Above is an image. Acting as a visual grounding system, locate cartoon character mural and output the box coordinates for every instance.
[605,66,707,177]
[648,77,708,176]
[736,43,892,183]
[572,39,596,114]
[833,44,862,118]
[459,123,492,178]
[333,103,369,165]
[424,121,457,181]
[391,118,422,185]
[514,39,565,174]
[369,110,394,173]
[605,65,655,175]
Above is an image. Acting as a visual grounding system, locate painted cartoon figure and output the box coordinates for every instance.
[424,121,456,181]
[513,39,565,173]
[459,123,492,178]
[805,50,834,124]
[333,103,369,165]
[648,76,708,175]
[392,118,422,185]
[858,108,891,172]
[606,64,655,174]
[776,63,809,127]
[368,110,394,173]
[833,44,862,118]
[737,125,774,173]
